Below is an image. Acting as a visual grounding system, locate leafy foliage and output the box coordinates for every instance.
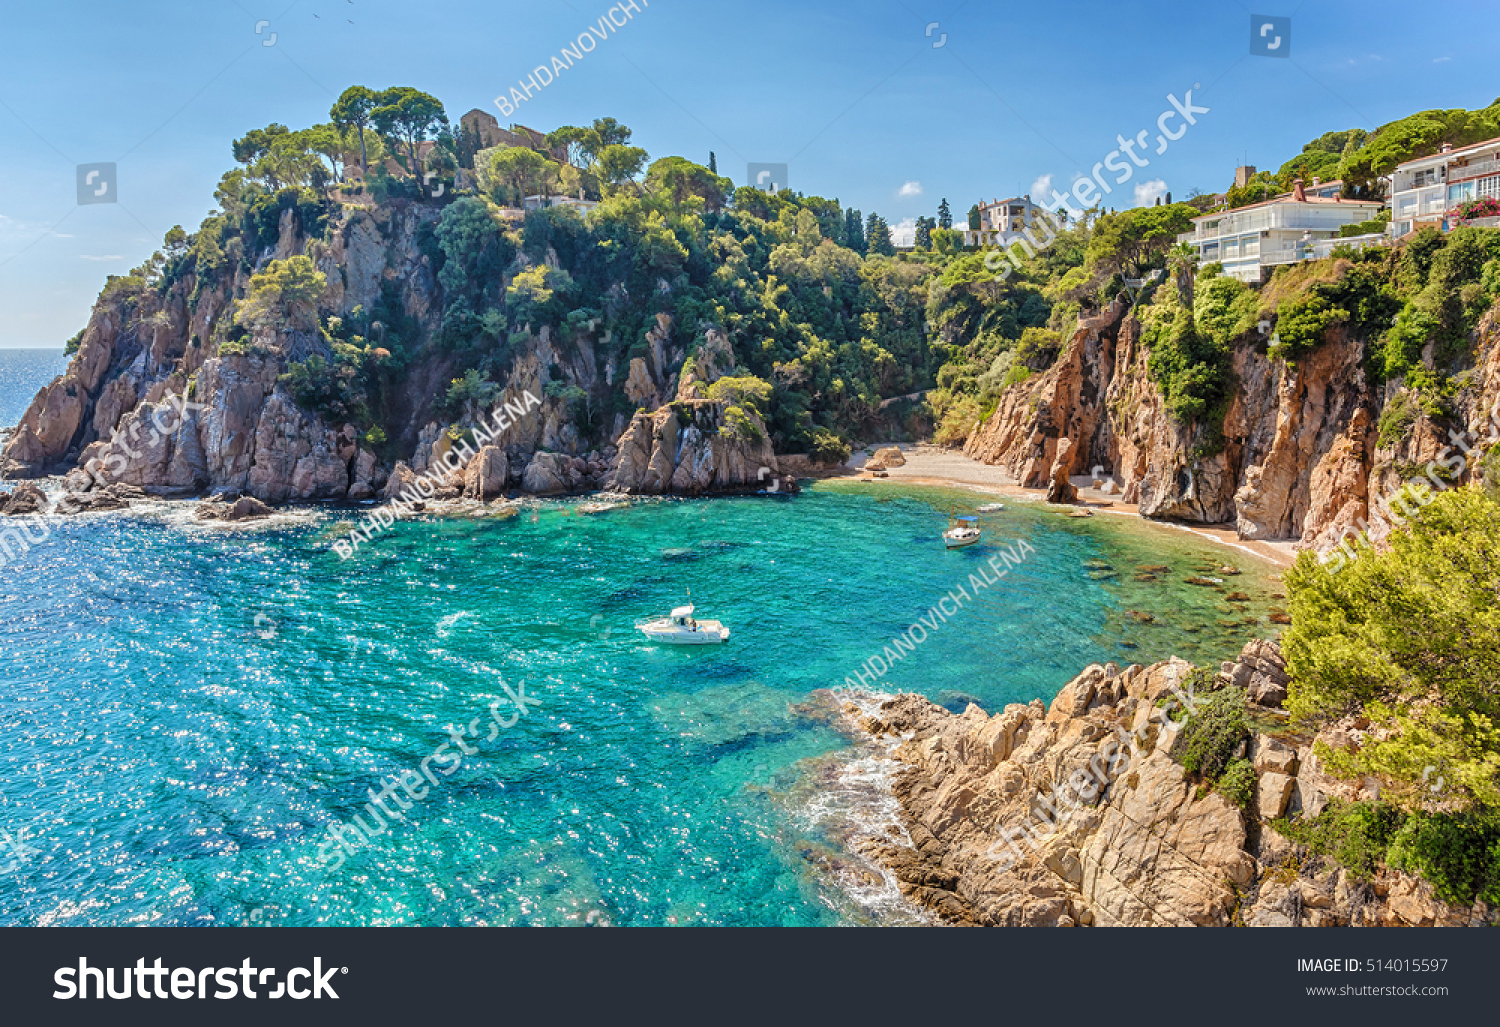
[1175,685,1249,783]
[1284,487,1500,815]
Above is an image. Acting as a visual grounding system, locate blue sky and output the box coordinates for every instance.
[2,0,1497,348]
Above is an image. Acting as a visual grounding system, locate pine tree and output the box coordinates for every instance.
[709,151,717,175]
[967,203,981,230]
[845,208,866,254]
[867,212,894,256]
[938,198,952,230]
[915,216,936,250]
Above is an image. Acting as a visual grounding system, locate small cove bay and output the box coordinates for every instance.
[0,481,1280,925]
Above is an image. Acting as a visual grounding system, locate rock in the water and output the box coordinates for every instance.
[463,445,510,500]
[195,496,273,521]
[522,451,571,495]
[0,482,50,516]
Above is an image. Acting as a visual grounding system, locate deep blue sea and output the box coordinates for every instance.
[0,348,67,429]
[0,479,1281,926]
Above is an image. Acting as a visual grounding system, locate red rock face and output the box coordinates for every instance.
[956,303,1500,549]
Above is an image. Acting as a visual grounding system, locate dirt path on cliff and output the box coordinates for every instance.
[841,443,1298,570]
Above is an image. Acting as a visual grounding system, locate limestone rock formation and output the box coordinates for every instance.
[521,451,572,495]
[956,287,1446,546]
[853,660,1253,926]
[1220,637,1291,708]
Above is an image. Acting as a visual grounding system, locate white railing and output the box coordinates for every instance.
[1311,233,1390,259]
[1449,157,1500,181]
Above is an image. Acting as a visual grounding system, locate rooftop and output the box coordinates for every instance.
[1191,191,1380,222]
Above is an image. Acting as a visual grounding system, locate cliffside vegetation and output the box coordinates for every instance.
[1280,487,1500,905]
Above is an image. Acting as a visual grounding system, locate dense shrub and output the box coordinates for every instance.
[1176,685,1248,783]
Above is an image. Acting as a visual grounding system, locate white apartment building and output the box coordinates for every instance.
[1177,182,1383,283]
[1388,136,1500,236]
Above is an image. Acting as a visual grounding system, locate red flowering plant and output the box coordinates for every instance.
[1453,196,1500,222]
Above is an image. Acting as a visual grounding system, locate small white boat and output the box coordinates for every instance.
[943,515,982,549]
[977,502,1006,512]
[635,605,731,644]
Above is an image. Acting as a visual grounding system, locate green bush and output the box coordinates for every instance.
[1218,758,1257,810]
[1375,390,1418,447]
[1270,293,1344,363]
[1276,800,1405,882]
[1284,487,1500,814]
[1387,811,1500,906]
[1176,685,1248,783]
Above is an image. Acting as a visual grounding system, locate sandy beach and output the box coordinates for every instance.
[840,442,1299,570]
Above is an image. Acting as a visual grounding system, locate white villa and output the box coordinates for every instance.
[1176,181,1383,283]
[522,193,600,214]
[1388,136,1500,237]
[960,194,1044,247]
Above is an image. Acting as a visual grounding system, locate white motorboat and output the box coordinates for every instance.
[635,605,731,644]
[943,515,982,549]
[977,502,1006,512]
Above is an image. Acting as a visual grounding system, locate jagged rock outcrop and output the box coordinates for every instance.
[608,322,778,495]
[1219,637,1290,708]
[462,446,509,500]
[1046,437,1079,503]
[853,659,1253,926]
[194,495,273,521]
[0,482,50,516]
[847,643,1496,927]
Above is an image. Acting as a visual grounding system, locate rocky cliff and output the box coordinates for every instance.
[963,282,1500,551]
[1,200,790,505]
[846,644,1496,927]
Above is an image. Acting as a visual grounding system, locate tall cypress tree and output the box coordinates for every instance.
[708,151,717,175]
[866,212,894,256]
[845,208,866,254]
[967,203,981,230]
[938,198,952,230]
[915,216,936,250]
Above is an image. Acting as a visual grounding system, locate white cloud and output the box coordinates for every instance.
[1434,55,1452,63]
[1133,178,1168,206]
[890,217,917,247]
[80,254,123,261]
[1030,173,1053,200]
[52,232,74,238]
[898,180,922,198]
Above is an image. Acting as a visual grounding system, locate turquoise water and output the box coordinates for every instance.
[0,484,1281,925]
[0,348,67,428]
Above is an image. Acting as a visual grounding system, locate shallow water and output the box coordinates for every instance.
[0,482,1280,925]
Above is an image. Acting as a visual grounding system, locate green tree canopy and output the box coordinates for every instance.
[330,86,378,173]
[645,156,732,209]
[235,255,327,335]
[369,86,447,178]
[1086,203,1196,277]
[1284,486,1500,814]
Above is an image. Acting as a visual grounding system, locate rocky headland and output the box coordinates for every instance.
[841,641,1496,927]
